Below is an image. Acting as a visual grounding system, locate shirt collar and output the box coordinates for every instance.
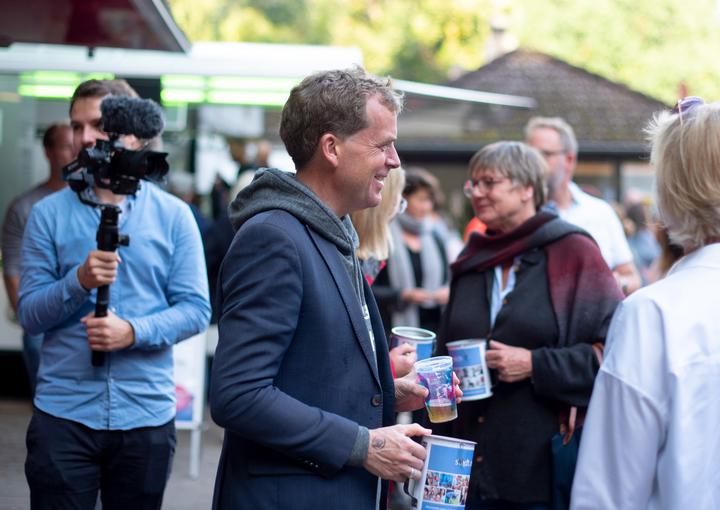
[567,182,584,205]
[87,187,138,207]
[669,243,720,275]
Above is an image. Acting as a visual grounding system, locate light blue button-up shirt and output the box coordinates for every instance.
[18,183,210,430]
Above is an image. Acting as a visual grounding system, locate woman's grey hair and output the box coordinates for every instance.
[280,66,404,170]
[468,141,547,210]
[525,116,578,156]
[647,102,720,250]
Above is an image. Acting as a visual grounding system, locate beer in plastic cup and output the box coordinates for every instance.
[415,356,457,423]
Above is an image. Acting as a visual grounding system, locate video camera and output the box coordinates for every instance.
[62,95,170,367]
[63,96,169,195]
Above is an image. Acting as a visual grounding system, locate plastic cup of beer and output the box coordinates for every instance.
[415,356,457,423]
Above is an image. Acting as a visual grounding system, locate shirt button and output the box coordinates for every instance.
[371,394,382,407]
[477,416,485,424]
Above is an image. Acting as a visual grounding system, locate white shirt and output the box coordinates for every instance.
[571,243,720,510]
[559,183,633,269]
[490,257,520,328]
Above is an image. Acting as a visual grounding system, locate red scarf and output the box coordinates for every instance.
[453,211,623,350]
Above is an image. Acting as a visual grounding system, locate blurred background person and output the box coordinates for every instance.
[647,224,683,283]
[351,168,415,378]
[203,169,256,323]
[438,141,622,510]
[167,170,212,235]
[254,139,272,169]
[374,168,450,336]
[1,123,71,396]
[525,117,641,295]
[413,166,465,263]
[572,98,720,509]
[625,201,660,284]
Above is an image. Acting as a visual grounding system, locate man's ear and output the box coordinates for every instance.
[319,133,340,167]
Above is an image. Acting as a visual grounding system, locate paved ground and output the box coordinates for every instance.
[0,398,224,510]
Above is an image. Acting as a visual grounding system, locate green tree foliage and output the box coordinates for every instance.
[168,0,492,83]
[168,0,720,103]
[515,0,720,103]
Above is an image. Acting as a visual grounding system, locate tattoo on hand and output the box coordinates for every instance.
[371,437,386,449]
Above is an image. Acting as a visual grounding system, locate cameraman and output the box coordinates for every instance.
[18,79,210,509]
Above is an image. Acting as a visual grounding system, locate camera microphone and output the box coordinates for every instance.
[100,96,165,140]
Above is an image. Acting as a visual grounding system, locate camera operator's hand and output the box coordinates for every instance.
[77,250,121,290]
[363,424,431,482]
[81,310,135,351]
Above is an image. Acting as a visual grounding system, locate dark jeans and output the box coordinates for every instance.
[25,408,176,510]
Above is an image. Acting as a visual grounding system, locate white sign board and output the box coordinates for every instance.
[173,331,207,479]
[174,331,207,428]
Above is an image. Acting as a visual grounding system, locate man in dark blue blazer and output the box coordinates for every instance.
[210,67,435,509]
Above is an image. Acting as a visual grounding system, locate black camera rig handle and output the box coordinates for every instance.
[92,205,129,367]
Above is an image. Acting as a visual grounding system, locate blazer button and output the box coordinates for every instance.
[371,394,382,407]
[475,455,484,463]
[477,416,485,424]
[502,298,508,305]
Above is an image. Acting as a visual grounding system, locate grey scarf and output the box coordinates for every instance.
[387,215,446,328]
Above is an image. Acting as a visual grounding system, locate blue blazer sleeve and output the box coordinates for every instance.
[210,218,360,475]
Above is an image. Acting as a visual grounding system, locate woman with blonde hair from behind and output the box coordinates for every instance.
[572,97,720,509]
[352,167,406,285]
[351,168,415,378]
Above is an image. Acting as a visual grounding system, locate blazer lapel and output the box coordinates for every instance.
[307,227,381,387]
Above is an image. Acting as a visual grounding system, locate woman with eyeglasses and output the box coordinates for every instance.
[436,141,622,510]
[571,98,720,509]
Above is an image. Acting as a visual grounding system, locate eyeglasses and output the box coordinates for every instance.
[538,149,565,159]
[396,197,407,215]
[672,96,704,126]
[463,177,509,198]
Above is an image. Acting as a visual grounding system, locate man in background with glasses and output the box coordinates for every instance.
[525,116,640,294]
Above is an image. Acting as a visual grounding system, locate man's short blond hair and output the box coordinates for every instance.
[648,102,720,250]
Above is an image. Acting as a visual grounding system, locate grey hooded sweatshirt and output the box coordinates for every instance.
[227,167,372,465]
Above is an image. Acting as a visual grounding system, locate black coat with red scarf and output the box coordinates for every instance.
[436,211,623,504]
